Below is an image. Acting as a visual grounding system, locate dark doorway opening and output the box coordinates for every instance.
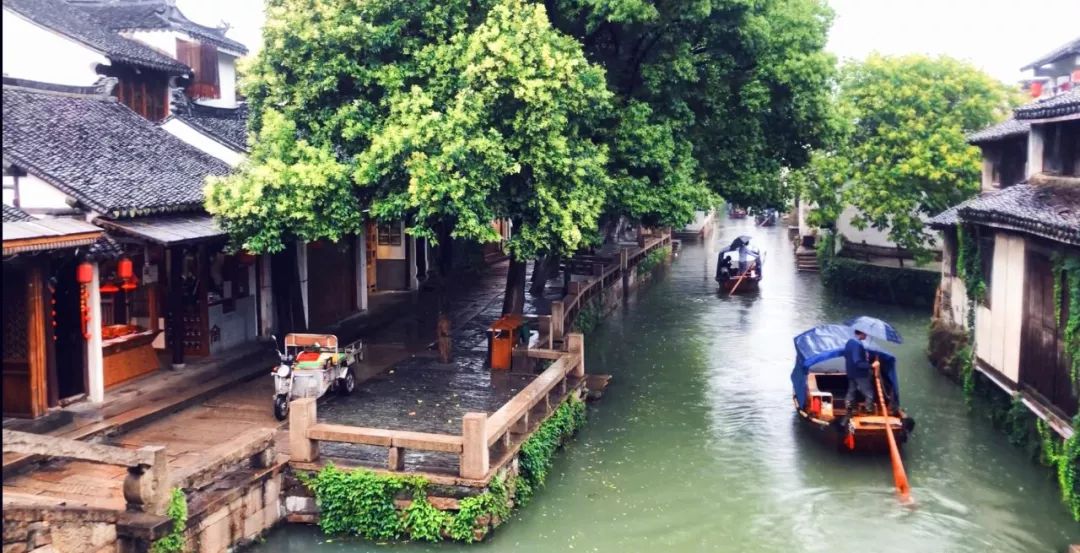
[51,258,86,401]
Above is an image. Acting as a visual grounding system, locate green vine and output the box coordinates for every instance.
[636,246,671,274]
[1051,253,1080,390]
[150,488,188,553]
[516,396,587,507]
[1037,416,1080,520]
[953,226,988,402]
[300,397,587,542]
[573,297,603,335]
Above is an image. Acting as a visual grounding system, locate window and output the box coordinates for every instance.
[176,39,220,99]
[112,70,169,122]
[378,222,402,246]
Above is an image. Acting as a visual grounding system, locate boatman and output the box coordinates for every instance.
[844,330,875,414]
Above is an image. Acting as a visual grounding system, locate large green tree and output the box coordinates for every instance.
[206,0,837,313]
[800,54,1018,257]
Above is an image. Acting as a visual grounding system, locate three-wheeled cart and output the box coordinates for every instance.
[271,333,363,420]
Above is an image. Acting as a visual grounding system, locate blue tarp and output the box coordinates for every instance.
[790,324,900,410]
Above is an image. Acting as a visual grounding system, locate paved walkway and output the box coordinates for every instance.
[3,258,573,506]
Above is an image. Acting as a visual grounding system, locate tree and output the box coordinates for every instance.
[803,54,1018,258]
[206,0,838,313]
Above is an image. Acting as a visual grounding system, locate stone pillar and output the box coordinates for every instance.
[289,398,318,463]
[620,249,629,298]
[550,300,564,343]
[258,254,275,337]
[461,412,489,480]
[296,241,309,329]
[566,333,585,378]
[1027,124,1044,178]
[86,261,105,403]
[123,445,169,515]
[388,447,404,471]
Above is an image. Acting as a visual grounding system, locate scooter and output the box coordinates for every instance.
[270,333,363,421]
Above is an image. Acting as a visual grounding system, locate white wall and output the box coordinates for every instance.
[125,29,238,108]
[161,118,244,166]
[376,221,407,260]
[2,173,75,211]
[836,205,899,249]
[974,232,1026,384]
[3,8,109,86]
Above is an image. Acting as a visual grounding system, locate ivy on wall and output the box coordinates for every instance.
[815,231,939,308]
[953,225,985,402]
[1051,253,1080,390]
[300,396,588,542]
[150,488,188,553]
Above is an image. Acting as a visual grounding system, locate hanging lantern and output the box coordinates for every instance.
[117,257,134,279]
[121,276,139,291]
[1030,81,1044,98]
[100,282,120,294]
[76,262,93,284]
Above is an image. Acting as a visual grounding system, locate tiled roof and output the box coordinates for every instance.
[2,204,33,222]
[2,81,231,218]
[1013,89,1080,120]
[1021,36,1080,71]
[3,0,189,74]
[170,100,248,152]
[88,234,125,260]
[952,179,1080,245]
[967,118,1030,145]
[70,0,249,55]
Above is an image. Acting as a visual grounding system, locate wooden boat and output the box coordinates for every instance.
[729,206,747,219]
[715,236,763,294]
[790,324,915,451]
[755,209,777,227]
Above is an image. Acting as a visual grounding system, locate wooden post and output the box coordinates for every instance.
[461,413,489,480]
[388,447,404,471]
[620,248,629,297]
[86,262,105,403]
[550,300,564,343]
[168,247,185,369]
[512,412,529,434]
[567,333,585,378]
[289,398,319,463]
[26,263,48,418]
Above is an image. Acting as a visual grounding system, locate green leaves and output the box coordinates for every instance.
[802,54,1018,258]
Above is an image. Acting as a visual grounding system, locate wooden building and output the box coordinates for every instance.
[930,40,1080,437]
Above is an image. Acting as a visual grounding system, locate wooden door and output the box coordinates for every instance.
[1020,250,1077,416]
[366,222,377,292]
[2,263,48,418]
[307,239,358,329]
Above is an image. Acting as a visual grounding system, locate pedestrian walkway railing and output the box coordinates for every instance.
[2,429,169,514]
[289,333,587,483]
[551,233,671,343]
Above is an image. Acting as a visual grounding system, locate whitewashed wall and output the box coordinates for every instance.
[124,29,239,108]
[161,118,244,166]
[973,232,1025,384]
[3,8,109,86]
[2,173,76,211]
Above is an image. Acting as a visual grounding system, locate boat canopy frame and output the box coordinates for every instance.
[790,324,900,410]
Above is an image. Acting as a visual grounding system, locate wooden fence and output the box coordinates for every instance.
[289,333,586,482]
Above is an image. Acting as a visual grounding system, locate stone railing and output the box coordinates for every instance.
[2,429,168,514]
[289,333,586,483]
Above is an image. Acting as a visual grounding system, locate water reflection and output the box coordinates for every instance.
[250,214,1079,553]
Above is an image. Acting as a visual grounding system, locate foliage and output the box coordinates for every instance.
[636,246,670,275]
[516,396,587,507]
[814,230,836,267]
[210,0,837,261]
[573,297,604,335]
[819,256,940,308]
[956,226,986,308]
[1051,253,1080,389]
[299,465,412,540]
[150,488,188,553]
[401,488,450,542]
[445,476,510,543]
[1037,416,1080,521]
[801,55,1017,260]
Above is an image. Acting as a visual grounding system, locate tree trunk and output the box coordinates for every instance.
[502,259,527,315]
[530,253,561,296]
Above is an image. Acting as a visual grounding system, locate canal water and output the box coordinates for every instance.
[252,215,1079,552]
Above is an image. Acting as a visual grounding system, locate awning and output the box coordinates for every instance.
[95,214,225,246]
[2,217,103,255]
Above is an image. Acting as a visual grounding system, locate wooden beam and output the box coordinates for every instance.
[26,264,47,418]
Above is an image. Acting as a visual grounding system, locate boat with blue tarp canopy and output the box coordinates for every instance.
[790,323,914,451]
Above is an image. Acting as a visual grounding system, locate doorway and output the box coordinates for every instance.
[51,258,87,401]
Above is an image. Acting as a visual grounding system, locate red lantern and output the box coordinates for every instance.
[1030,81,1043,98]
[1073,69,1080,82]
[100,282,119,294]
[117,257,134,279]
[76,262,93,284]
[121,276,139,291]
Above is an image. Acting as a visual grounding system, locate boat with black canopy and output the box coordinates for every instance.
[715,236,763,293]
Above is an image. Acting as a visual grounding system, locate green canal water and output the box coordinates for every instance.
[251,216,1079,552]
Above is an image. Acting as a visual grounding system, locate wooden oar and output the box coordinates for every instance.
[872,359,912,504]
[728,261,757,296]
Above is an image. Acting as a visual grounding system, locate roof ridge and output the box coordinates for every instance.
[1,77,118,100]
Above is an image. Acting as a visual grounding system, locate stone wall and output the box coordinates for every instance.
[3,507,127,553]
[183,465,285,553]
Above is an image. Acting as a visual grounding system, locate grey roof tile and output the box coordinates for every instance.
[3,0,190,74]
[1013,89,1080,120]
[967,118,1030,145]
[70,0,249,55]
[2,81,231,218]
[171,100,248,152]
[2,204,33,222]
[954,180,1080,245]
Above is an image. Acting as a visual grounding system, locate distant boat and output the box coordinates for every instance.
[755,209,777,227]
[729,205,747,219]
[790,324,915,452]
[715,236,763,293]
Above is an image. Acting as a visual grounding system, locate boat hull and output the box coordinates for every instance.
[719,277,761,293]
[795,403,913,453]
